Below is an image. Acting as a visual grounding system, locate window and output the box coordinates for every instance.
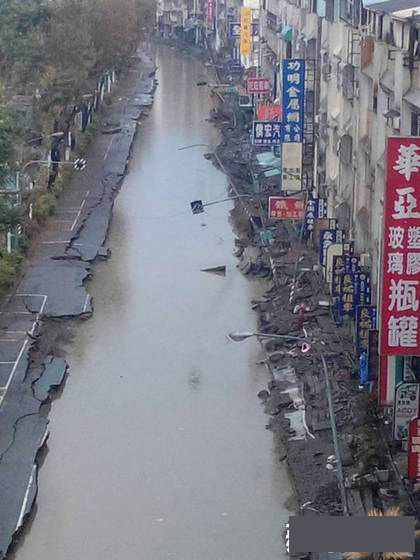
[378,15,383,40]
[411,112,420,136]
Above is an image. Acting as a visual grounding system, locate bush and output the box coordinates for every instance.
[33,192,57,225]
[0,253,22,294]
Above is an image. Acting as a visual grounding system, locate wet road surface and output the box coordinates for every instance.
[11,46,293,560]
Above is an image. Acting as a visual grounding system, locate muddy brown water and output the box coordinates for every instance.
[11,46,293,560]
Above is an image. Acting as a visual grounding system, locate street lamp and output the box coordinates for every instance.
[228,330,349,516]
[179,143,281,288]
[26,131,65,145]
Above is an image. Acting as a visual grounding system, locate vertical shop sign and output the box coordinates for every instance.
[394,382,420,441]
[408,416,420,480]
[252,121,282,145]
[381,137,420,355]
[356,305,377,357]
[319,229,342,267]
[240,7,252,55]
[282,142,302,192]
[281,59,305,143]
[207,0,214,30]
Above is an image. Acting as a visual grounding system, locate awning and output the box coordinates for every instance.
[404,86,420,110]
[256,152,281,168]
[380,69,394,94]
[264,168,281,177]
[281,25,293,41]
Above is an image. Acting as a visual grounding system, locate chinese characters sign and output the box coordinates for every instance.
[331,255,360,297]
[247,78,270,94]
[229,21,258,37]
[319,229,342,267]
[305,197,327,232]
[408,416,420,480]
[381,137,420,355]
[268,197,304,220]
[207,0,214,30]
[356,305,377,357]
[240,7,252,56]
[394,382,420,441]
[282,142,302,191]
[252,121,281,145]
[256,102,281,121]
[281,59,305,143]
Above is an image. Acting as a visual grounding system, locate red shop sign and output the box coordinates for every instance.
[380,137,420,356]
[268,197,304,220]
[247,78,271,94]
[408,416,420,480]
[256,102,281,121]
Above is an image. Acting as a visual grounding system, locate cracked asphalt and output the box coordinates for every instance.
[0,48,156,558]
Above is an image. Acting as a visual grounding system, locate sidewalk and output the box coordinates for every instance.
[0,47,157,557]
[205,56,418,527]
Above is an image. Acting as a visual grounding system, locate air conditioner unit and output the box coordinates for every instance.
[239,94,252,107]
[360,253,371,268]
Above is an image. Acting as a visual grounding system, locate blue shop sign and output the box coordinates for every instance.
[304,197,327,232]
[331,254,360,297]
[229,21,259,37]
[252,120,282,145]
[355,305,377,357]
[281,59,305,143]
[319,229,342,267]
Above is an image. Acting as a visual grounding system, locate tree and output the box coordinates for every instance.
[0,88,14,183]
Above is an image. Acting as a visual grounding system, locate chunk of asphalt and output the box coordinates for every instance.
[33,357,67,403]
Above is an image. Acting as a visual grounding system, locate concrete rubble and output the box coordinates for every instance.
[0,48,157,557]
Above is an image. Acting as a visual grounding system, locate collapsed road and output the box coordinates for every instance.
[5,45,294,560]
[0,47,156,557]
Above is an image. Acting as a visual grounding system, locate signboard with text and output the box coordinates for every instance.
[282,142,302,191]
[356,305,377,357]
[256,102,281,121]
[229,21,259,37]
[268,197,304,220]
[252,121,281,145]
[380,137,420,355]
[247,78,270,94]
[207,0,214,30]
[408,416,420,480]
[240,7,252,55]
[305,197,327,232]
[320,229,343,267]
[281,59,305,143]
[394,382,420,440]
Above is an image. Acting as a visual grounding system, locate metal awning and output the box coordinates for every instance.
[404,86,420,110]
[281,25,293,41]
[256,152,281,168]
[380,69,394,94]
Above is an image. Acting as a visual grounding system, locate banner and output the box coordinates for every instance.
[319,229,343,267]
[380,137,420,355]
[240,7,252,56]
[268,197,304,220]
[281,59,305,143]
[281,142,302,191]
[252,121,281,145]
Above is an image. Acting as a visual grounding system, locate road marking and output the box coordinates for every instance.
[82,294,90,313]
[104,137,114,161]
[6,331,26,335]
[0,311,31,315]
[70,198,87,231]
[16,464,37,531]
[2,339,29,400]
[42,241,71,244]
[0,361,16,364]
[0,339,17,342]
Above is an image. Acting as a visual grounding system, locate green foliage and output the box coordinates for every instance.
[33,191,57,224]
[0,90,14,182]
[0,253,22,294]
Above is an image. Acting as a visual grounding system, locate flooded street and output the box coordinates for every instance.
[12,46,293,560]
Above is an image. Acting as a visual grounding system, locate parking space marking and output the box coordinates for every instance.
[104,137,115,161]
[42,240,71,244]
[71,198,87,231]
[16,464,37,531]
[83,294,90,313]
[0,295,48,407]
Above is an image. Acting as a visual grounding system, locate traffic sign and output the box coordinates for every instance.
[190,200,204,214]
[73,158,86,171]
